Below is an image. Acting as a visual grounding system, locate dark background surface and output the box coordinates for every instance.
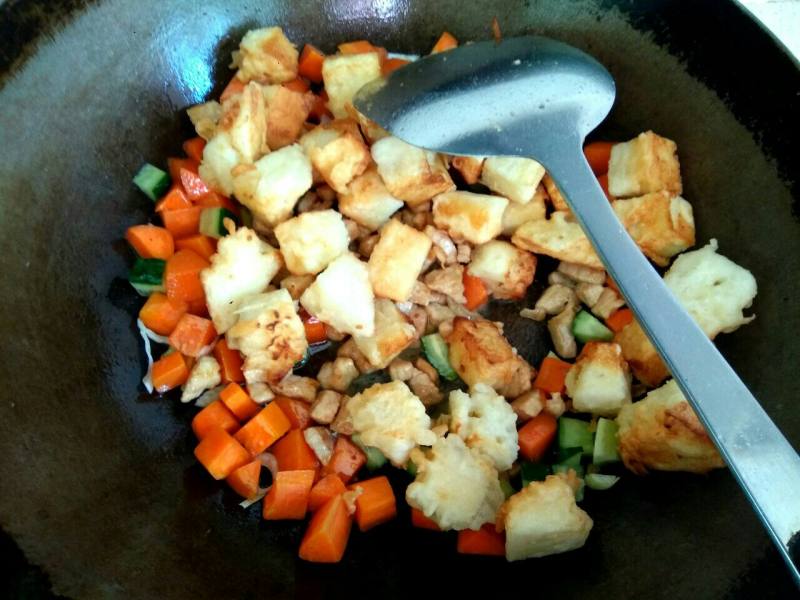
[0,0,798,598]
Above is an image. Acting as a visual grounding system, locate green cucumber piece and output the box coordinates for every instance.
[129,258,166,296]
[351,435,387,471]
[521,462,550,487]
[421,333,458,381]
[593,417,621,465]
[585,473,620,491]
[572,309,614,343]
[199,207,237,238]
[499,478,517,499]
[553,448,584,476]
[133,163,170,201]
[558,417,594,457]
[406,459,418,477]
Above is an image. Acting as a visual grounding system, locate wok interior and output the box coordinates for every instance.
[0,0,798,597]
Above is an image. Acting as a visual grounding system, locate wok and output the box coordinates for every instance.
[0,0,798,597]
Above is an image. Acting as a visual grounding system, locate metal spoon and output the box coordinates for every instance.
[355,35,800,581]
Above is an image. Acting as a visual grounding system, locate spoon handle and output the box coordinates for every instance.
[547,148,800,583]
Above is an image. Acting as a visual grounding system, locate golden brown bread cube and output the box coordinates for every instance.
[337,166,404,231]
[263,85,314,149]
[446,317,532,398]
[612,191,695,267]
[235,27,299,84]
[432,191,508,244]
[608,131,682,198]
[617,380,724,474]
[321,52,382,118]
[371,136,455,206]
[368,219,433,301]
[512,211,602,269]
[449,155,485,184]
[614,320,670,387]
[467,240,537,300]
[353,299,417,369]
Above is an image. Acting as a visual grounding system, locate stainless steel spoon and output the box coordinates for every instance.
[355,35,800,581]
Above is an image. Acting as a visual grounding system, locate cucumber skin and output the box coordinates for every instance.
[133,163,170,201]
[572,310,614,343]
[421,334,459,381]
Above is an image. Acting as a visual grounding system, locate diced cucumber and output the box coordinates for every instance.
[520,462,550,487]
[129,258,166,296]
[558,417,594,457]
[421,333,458,381]
[351,434,387,471]
[199,207,237,239]
[499,478,517,499]
[406,459,418,477]
[575,479,585,502]
[572,309,614,343]
[585,473,620,490]
[593,417,621,465]
[553,448,584,477]
[133,163,170,201]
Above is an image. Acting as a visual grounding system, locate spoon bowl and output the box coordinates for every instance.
[356,36,800,582]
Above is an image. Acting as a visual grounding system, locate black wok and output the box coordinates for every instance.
[0,0,798,597]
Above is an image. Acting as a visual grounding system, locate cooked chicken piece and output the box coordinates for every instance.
[337,338,375,374]
[247,382,274,405]
[180,356,221,403]
[557,261,606,284]
[408,369,443,406]
[388,358,415,382]
[425,226,458,266]
[295,190,333,214]
[591,288,625,319]
[408,306,428,338]
[303,427,335,465]
[575,282,604,307]
[415,357,439,384]
[317,357,360,393]
[408,281,446,306]
[272,374,319,403]
[511,390,545,422]
[519,307,546,322]
[456,243,472,264]
[548,271,576,288]
[425,303,456,330]
[424,266,466,304]
[544,392,566,418]
[547,303,578,359]
[534,284,576,316]
[357,234,380,258]
[310,390,343,425]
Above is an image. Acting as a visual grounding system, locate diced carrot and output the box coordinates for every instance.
[283,77,310,93]
[183,137,206,162]
[175,234,216,261]
[221,77,246,102]
[463,270,489,310]
[226,459,261,499]
[431,31,458,54]
[411,508,440,531]
[155,185,192,212]
[192,400,240,440]
[309,474,347,512]
[168,314,217,357]
[457,524,505,556]
[213,339,245,384]
[194,428,251,480]
[161,206,202,240]
[298,44,325,83]
[164,249,209,303]
[138,292,188,335]
[583,141,614,176]
[195,191,239,214]
[598,173,613,201]
[167,157,199,183]
[234,402,291,456]
[263,469,316,520]
[322,437,366,483]
[179,168,212,202]
[533,356,573,394]
[274,396,312,430]
[606,308,633,333]
[151,351,190,393]
[272,429,320,472]
[298,495,352,563]
[125,224,175,260]
[491,17,502,44]
[518,412,558,462]
[338,40,384,59]
[301,311,327,345]
[349,476,396,532]
[219,382,261,421]
[382,57,409,76]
